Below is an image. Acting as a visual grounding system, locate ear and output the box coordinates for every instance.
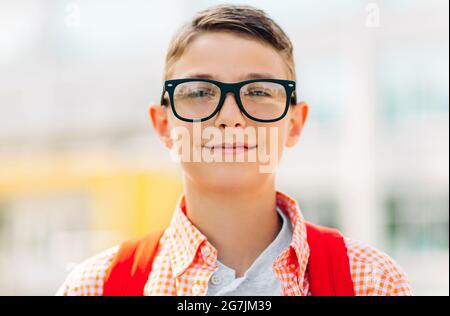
[285,101,309,148]
[149,104,173,149]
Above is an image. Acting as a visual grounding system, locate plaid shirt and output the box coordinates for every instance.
[57,191,413,296]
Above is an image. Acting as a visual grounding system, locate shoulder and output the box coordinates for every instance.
[344,237,413,296]
[56,245,119,296]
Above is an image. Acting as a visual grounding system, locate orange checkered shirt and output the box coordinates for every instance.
[56,191,413,296]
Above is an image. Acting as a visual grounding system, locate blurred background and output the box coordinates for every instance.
[0,0,448,295]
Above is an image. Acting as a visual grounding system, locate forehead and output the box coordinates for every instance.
[169,31,289,82]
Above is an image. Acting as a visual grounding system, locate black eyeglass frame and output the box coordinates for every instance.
[160,78,297,123]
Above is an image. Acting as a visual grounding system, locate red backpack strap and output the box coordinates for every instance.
[103,224,355,296]
[103,229,164,296]
[305,222,355,296]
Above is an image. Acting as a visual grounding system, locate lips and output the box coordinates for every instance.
[203,143,257,150]
[203,143,257,155]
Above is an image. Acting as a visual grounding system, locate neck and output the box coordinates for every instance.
[183,176,281,277]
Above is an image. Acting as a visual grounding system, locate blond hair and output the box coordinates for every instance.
[163,4,296,82]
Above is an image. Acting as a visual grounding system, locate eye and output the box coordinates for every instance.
[246,88,272,97]
[187,89,215,98]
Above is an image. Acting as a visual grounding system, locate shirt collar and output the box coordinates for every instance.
[165,190,310,283]
[273,191,310,287]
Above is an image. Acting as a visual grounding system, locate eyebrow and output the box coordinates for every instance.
[182,72,278,81]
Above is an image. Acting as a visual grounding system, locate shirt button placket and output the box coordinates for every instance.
[201,244,216,266]
[210,274,222,286]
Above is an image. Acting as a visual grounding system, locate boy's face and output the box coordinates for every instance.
[150,31,308,190]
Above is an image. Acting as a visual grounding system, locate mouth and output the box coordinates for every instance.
[203,143,257,154]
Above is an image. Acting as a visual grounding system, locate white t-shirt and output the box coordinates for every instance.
[206,206,293,296]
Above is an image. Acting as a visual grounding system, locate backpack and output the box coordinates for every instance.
[103,222,355,296]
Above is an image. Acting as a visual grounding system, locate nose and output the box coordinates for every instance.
[214,92,246,129]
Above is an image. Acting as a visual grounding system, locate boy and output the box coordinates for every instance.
[57,4,412,296]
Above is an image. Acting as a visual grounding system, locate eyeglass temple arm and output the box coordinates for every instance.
[291,90,297,105]
[160,88,168,106]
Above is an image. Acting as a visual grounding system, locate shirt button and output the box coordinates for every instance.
[210,274,222,285]
[201,245,211,258]
[192,284,202,295]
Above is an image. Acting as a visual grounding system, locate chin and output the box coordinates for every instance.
[183,161,270,190]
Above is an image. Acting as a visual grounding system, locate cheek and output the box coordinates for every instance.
[259,121,288,148]
[276,122,288,157]
[169,118,216,159]
[167,110,192,137]
[166,112,193,154]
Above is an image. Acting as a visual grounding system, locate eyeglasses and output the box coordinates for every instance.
[160,78,297,123]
